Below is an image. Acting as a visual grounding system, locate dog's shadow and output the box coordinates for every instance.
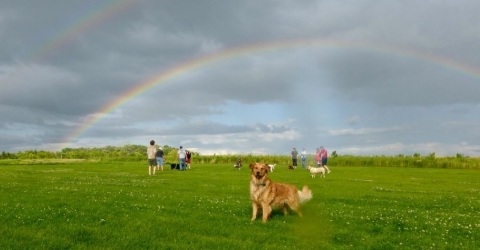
[254,207,303,220]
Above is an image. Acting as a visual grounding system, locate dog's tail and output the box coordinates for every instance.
[298,185,312,203]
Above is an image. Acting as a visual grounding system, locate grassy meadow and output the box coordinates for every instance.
[0,161,479,249]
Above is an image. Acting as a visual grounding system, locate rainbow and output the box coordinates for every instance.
[32,0,139,61]
[59,39,480,150]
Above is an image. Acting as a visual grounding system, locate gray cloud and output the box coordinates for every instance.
[1,0,479,156]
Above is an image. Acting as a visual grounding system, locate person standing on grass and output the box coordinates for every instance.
[186,150,192,169]
[291,147,298,168]
[156,146,164,171]
[301,148,307,169]
[319,146,331,173]
[315,148,321,167]
[147,140,157,175]
[177,146,186,171]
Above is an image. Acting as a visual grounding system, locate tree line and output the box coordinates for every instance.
[0,144,189,161]
[1,145,480,170]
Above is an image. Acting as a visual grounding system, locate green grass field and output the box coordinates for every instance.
[1,162,479,249]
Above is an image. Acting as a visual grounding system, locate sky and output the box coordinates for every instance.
[1,0,480,156]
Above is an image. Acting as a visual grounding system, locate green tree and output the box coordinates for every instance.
[331,151,338,158]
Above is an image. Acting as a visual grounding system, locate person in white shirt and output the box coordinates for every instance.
[177,146,186,171]
[301,148,307,169]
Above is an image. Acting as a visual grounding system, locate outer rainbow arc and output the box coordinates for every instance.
[32,0,140,62]
[59,39,480,150]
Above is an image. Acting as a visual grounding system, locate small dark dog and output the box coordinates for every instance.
[234,157,243,170]
[287,165,295,170]
[169,163,180,170]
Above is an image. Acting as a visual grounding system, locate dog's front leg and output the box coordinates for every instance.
[251,202,259,221]
[280,204,288,216]
[261,203,272,223]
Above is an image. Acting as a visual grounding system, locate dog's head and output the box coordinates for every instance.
[307,166,312,170]
[249,162,270,179]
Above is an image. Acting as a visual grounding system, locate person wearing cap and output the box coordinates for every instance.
[319,146,331,173]
[177,146,186,171]
[156,146,164,171]
[147,140,157,175]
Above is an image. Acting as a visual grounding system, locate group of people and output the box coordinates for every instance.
[149,140,329,175]
[176,145,192,171]
[291,146,331,173]
[146,140,192,175]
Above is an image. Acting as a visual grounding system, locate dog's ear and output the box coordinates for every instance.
[263,164,270,173]
[249,162,255,170]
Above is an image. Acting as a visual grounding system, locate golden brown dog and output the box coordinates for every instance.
[249,162,312,222]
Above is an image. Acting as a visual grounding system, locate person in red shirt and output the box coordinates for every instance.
[319,146,331,174]
[186,150,192,169]
[315,148,321,167]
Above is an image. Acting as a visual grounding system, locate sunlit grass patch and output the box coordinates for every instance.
[0,162,479,249]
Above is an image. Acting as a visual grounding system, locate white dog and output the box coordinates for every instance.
[307,166,325,178]
[267,164,276,172]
